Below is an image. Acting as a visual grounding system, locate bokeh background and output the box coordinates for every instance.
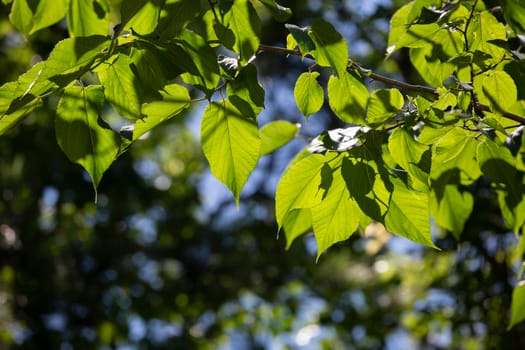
[1,0,524,348]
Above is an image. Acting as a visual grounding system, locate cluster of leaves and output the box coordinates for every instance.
[1,0,525,328]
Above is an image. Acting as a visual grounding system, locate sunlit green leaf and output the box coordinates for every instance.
[410,47,455,87]
[312,153,361,259]
[201,99,260,204]
[308,18,349,76]
[388,128,429,191]
[260,121,299,156]
[55,85,120,195]
[431,127,482,185]
[385,178,436,248]
[283,208,312,249]
[68,0,110,37]
[98,53,142,119]
[178,29,221,93]
[276,154,325,228]
[134,84,191,140]
[367,88,404,125]
[509,282,525,329]
[120,0,161,35]
[226,64,264,116]
[473,70,517,117]
[327,71,368,124]
[222,0,261,64]
[430,169,473,239]
[42,36,110,81]
[467,10,507,60]
[294,72,324,118]
[10,0,68,35]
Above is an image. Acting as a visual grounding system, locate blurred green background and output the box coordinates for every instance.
[1,0,524,348]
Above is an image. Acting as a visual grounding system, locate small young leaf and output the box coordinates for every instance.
[201,99,261,204]
[327,71,368,124]
[285,24,315,55]
[68,0,110,37]
[55,85,120,194]
[294,72,324,118]
[308,18,349,76]
[367,88,404,125]
[98,53,142,119]
[260,121,299,156]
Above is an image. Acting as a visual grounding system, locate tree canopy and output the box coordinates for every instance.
[1,0,525,348]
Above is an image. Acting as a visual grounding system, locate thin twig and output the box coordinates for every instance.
[256,44,525,125]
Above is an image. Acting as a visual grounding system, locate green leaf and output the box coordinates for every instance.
[473,70,517,117]
[387,2,413,54]
[501,0,525,34]
[367,88,404,125]
[55,85,120,195]
[98,53,142,119]
[327,71,368,124]
[430,169,473,239]
[431,127,482,185]
[509,282,525,329]
[388,128,429,191]
[134,84,191,140]
[285,24,315,55]
[385,179,436,248]
[10,0,68,35]
[222,0,261,64]
[42,36,110,82]
[260,121,299,156]
[0,61,56,134]
[433,87,457,110]
[68,0,110,37]
[178,29,221,94]
[477,138,525,233]
[344,143,391,221]
[275,153,326,228]
[410,46,455,87]
[226,64,265,117]
[467,10,507,61]
[257,0,292,22]
[157,0,203,39]
[201,99,261,204]
[308,18,349,76]
[119,0,161,35]
[294,72,324,118]
[283,208,311,249]
[312,153,361,259]
[33,0,69,34]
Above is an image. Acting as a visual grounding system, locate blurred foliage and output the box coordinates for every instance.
[1,0,525,349]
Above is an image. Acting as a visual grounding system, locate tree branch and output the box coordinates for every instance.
[256,44,525,125]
